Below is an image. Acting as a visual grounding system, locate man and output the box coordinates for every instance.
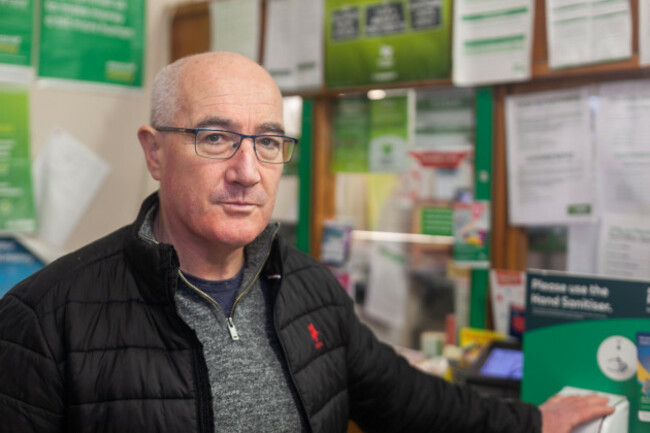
[0,52,612,432]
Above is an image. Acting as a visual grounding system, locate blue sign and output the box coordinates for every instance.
[0,237,44,298]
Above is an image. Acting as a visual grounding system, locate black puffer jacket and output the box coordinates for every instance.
[0,194,541,432]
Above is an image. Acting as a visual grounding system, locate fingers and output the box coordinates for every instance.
[539,393,615,433]
[571,395,615,421]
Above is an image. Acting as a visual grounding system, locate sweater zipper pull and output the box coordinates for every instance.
[227,317,240,341]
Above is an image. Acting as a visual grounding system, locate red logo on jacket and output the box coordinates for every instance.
[307,323,324,349]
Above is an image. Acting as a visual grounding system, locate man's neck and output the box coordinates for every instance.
[154,214,244,281]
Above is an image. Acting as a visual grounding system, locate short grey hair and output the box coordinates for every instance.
[150,55,195,128]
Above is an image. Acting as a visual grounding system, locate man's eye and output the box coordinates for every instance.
[258,137,281,147]
[206,133,224,143]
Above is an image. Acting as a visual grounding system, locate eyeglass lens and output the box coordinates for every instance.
[195,130,294,163]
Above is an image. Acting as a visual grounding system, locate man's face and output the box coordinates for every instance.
[152,56,284,251]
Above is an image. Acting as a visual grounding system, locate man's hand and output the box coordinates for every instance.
[539,394,615,433]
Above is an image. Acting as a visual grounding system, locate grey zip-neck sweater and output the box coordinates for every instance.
[139,208,305,432]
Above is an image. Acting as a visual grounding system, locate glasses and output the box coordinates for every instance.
[156,126,297,164]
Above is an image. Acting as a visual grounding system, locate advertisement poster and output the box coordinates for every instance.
[325,0,451,87]
[368,93,410,173]
[331,97,370,173]
[38,0,146,87]
[0,87,36,232]
[453,201,490,267]
[523,270,650,433]
[0,0,34,83]
[409,87,475,200]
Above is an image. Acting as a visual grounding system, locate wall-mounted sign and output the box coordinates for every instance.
[38,0,146,88]
[325,0,451,87]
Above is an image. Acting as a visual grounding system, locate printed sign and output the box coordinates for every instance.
[0,0,33,68]
[523,270,650,433]
[38,0,146,87]
[325,0,451,87]
[0,87,36,232]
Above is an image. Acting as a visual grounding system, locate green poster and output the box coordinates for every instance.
[331,97,370,173]
[38,0,146,87]
[369,94,409,172]
[523,270,650,433]
[0,87,36,232]
[420,205,452,236]
[325,0,452,87]
[452,201,490,266]
[0,0,33,67]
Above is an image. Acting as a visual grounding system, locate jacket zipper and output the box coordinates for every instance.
[176,228,278,341]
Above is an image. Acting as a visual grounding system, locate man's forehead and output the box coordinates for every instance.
[175,83,283,127]
[179,55,281,100]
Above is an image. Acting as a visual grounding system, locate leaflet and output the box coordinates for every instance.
[641,0,650,66]
[209,0,261,61]
[33,128,110,247]
[364,242,409,328]
[546,0,631,69]
[452,0,533,86]
[597,213,650,281]
[264,0,323,91]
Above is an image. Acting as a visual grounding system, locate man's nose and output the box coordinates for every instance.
[225,138,261,185]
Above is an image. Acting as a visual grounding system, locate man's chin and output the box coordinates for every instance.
[210,225,266,248]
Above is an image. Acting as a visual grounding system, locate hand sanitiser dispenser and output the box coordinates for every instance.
[558,386,629,433]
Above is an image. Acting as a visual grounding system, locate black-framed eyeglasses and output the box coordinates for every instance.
[155,126,297,164]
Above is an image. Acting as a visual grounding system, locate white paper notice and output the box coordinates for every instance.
[364,242,409,328]
[506,87,594,225]
[263,0,324,91]
[452,0,533,86]
[293,0,324,90]
[546,0,632,69]
[567,222,599,274]
[597,213,650,280]
[596,80,650,215]
[33,129,110,247]
[263,0,294,90]
[209,0,261,61]
[641,0,650,66]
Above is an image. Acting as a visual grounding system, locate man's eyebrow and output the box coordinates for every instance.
[258,122,285,135]
[195,117,234,129]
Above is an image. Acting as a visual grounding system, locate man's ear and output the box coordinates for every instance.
[138,125,162,180]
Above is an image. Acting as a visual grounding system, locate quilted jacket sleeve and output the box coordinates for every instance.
[0,292,65,432]
[344,295,542,433]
